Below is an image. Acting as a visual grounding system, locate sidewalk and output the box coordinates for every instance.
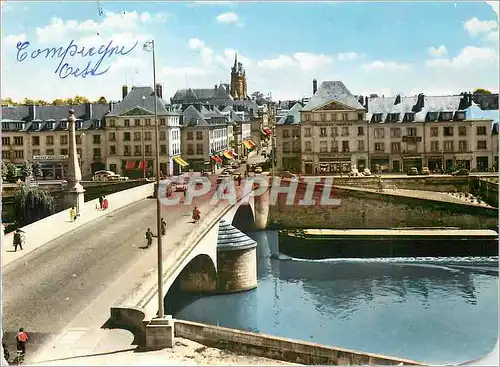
[28,184,252,365]
[2,183,153,268]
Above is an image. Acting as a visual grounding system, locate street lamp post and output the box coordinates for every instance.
[144,40,164,320]
[141,96,146,179]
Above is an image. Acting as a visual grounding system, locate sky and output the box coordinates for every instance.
[1,1,499,103]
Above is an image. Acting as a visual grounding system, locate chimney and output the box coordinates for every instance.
[109,101,116,112]
[312,79,318,94]
[122,85,128,99]
[364,96,369,109]
[418,93,425,108]
[155,83,163,99]
[394,94,401,105]
[358,95,364,105]
[85,102,93,120]
[215,84,218,91]
[28,104,36,121]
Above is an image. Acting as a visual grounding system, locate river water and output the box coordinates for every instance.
[171,230,498,365]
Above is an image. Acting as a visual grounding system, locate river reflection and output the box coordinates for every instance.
[172,231,498,365]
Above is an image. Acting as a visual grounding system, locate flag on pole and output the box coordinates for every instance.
[143,41,153,52]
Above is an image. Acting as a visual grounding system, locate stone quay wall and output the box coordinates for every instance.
[173,319,424,365]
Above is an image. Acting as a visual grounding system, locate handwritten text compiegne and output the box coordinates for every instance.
[16,39,138,79]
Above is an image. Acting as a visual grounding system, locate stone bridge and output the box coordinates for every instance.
[108,185,271,348]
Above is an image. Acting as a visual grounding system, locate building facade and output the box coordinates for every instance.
[180,105,230,172]
[300,81,369,174]
[1,103,108,179]
[104,85,184,177]
[274,81,498,174]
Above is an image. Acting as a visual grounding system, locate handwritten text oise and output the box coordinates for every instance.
[16,39,138,79]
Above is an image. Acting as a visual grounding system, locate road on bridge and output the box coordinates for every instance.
[2,156,263,362]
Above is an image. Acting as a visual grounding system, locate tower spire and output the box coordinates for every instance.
[234,53,238,68]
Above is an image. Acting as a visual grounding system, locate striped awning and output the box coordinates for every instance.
[173,156,189,167]
[264,128,272,136]
[223,151,233,159]
[125,160,137,170]
[211,156,223,163]
[243,139,256,149]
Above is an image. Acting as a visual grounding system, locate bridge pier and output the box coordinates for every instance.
[254,188,270,230]
[146,316,175,349]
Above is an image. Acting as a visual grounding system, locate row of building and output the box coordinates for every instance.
[275,80,499,173]
[1,56,275,179]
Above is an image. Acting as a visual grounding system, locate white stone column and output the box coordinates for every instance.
[63,109,86,214]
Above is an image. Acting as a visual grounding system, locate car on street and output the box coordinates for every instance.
[349,169,363,177]
[280,171,297,179]
[407,167,419,176]
[231,161,240,169]
[232,172,242,180]
[362,168,372,176]
[217,172,232,184]
[452,168,470,176]
[254,166,263,174]
[421,167,430,175]
[192,176,210,185]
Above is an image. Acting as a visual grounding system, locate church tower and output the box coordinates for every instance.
[230,53,248,100]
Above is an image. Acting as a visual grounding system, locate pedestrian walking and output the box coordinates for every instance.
[15,328,28,359]
[98,195,104,209]
[237,175,242,186]
[13,229,24,252]
[69,207,77,221]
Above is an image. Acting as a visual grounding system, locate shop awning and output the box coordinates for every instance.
[173,156,189,167]
[211,156,223,163]
[230,150,238,157]
[243,140,253,149]
[264,128,272,136]
[223,151,233,159]
[125,160,137,170]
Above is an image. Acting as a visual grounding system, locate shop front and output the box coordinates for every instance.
[356,159,366,170]
[173,156,190,172]
[318,156,351,174]
[304,161,313,174]
[282,157,301,173]
[123,159,154,178]
[454,154,472,170]
[426,156,443,171]
[370,156,390,173]
[476,156,489,172]
[402,156,422,173]
[33,155,69,179]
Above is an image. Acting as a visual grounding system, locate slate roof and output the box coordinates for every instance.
[1,103,108,131]
[302,81,366,111]
[217,219,257,251]
[367,95,499,124]
[276,102,303,125]
[171,85,232,104]
[182,105,210,127]
[107,86,169,116]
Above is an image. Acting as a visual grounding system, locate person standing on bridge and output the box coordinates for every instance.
[145,228,153,248]
[98,195,104,209]
[161,218,166,236]
[13,229,24,252]
[102,196,109,210]
[69,207,77,222]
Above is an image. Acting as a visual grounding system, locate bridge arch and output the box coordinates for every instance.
[177,254,217,293]
[231,203,255,232]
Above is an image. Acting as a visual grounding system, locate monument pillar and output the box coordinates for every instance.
[63,109,86,214]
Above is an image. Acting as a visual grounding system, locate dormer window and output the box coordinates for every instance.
[455,111,466,121]
[16,122,24,130]
[388,113,400,122]
[404,113,414,122]
[426,112,438,121]
[372,113,383,123]
[441,112,453,121]
[93,120,101,128]
[76,120,83,129]
[60,120,68,129]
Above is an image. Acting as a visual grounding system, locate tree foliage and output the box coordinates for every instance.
[2,161,8,178]
[97,96,107,104]
[20,161,32,179]
[251,91,265,101]
[13,185,56,226]
[5,163,17,180]
[473,88,492,95]
[51,98,66,106]
[32,161,42,177]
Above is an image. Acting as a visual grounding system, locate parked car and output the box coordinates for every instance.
[349,169,363,177]
[407,167,419,176]
[93,170,116,181]
[452,168,470,176]
[421,167,430,175]
[254,166,263,174]
[231,161,240,169]
[280,171,297,179]
[232,172,242,180]
[362,168,372,176]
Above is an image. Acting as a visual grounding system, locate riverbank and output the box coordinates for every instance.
[31,337,296,366]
